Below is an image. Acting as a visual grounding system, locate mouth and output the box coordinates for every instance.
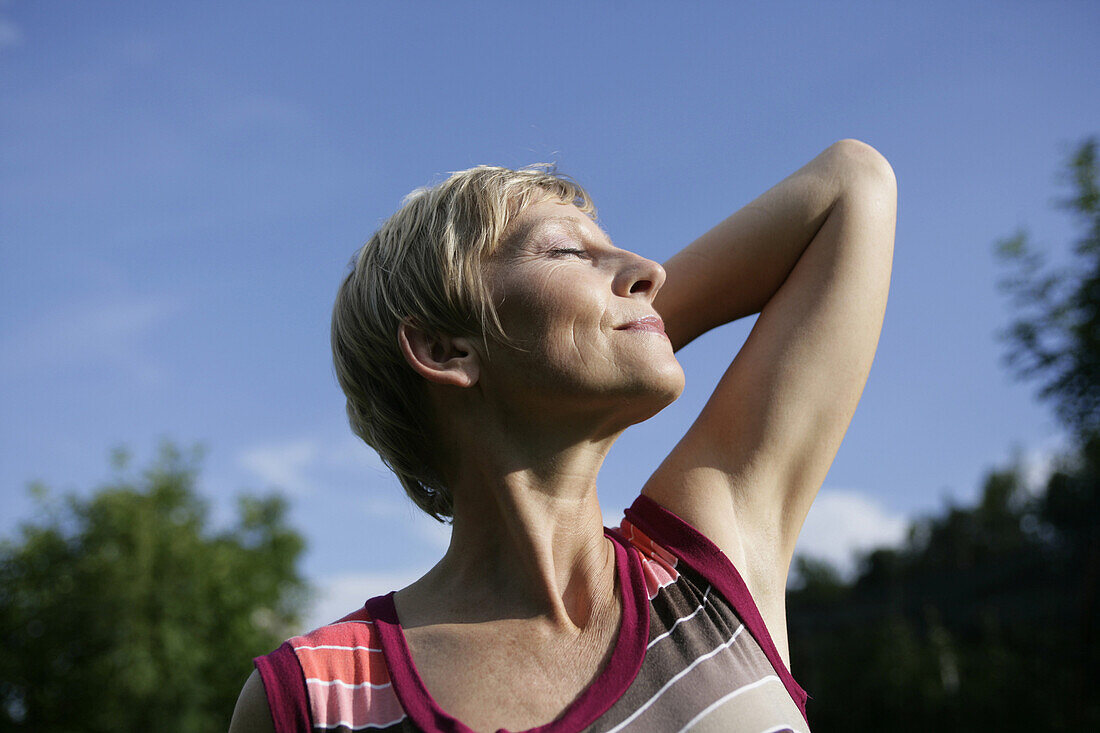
[615,315,666,336]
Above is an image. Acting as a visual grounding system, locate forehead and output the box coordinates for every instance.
[500,198,606,252]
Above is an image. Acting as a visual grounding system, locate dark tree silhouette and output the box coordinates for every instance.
[787,138,1100,731]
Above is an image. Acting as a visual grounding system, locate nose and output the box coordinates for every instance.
[613,253,666,300]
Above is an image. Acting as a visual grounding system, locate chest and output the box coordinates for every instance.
[402,620,619,733]
[287,531,809,732]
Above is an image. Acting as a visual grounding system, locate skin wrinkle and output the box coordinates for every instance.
[438,197,679,561]
[495,213,659,385]
[230,144,897,733]
[381,196,685,732]
[502,214,605,259]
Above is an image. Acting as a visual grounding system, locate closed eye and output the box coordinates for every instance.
[549,247,589,258]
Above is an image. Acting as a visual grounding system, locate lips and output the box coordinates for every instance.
[616,315,666,335]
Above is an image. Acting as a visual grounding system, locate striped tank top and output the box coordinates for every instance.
[254,495,810,732]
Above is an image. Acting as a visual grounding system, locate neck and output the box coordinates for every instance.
[402,402,623,632]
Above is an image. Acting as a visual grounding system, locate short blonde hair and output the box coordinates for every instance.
[331,165,595,521]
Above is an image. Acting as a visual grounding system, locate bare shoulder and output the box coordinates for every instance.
[228,669,275,733]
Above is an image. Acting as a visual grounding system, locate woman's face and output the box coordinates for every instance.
[479,197,685,428]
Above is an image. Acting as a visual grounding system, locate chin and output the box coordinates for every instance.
[651,352,687,399]
[654,367,687,411]
[650,360,685,400]
[617,360,686,427]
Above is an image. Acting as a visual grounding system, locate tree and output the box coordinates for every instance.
[788,461,1066,731]
[786,138,1100,730]
[0,442,308,732]
[995,138,1100,439]
[996,139,1100,722]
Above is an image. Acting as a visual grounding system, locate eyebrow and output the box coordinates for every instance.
[505,215,609,251]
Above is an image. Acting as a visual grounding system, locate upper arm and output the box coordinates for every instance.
[228,669,276,733]
[644,141,897,596]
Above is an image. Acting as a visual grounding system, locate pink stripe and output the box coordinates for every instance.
[254,642,312,733]
[290,621,380,650]
[640,556,678,599]
[624,495,809,723]
[365,530,651,733]
[620,521,680,568]
[308,676,406,728]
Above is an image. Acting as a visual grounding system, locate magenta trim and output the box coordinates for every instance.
[254,641,313,733]
[365,529,649,733]
[623,494,809,722]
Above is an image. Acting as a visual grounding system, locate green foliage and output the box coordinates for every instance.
[790,556,845,604]
[996,138,1100,438]
[789,446,1099,730]
[0,441,309,732]
[787,139,1100,730]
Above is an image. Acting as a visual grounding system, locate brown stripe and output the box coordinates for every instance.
[583,573,803,732]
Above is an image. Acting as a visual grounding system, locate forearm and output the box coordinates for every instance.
[655,139,896,351]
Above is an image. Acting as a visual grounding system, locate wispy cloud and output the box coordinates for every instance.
[360,496,411,518]
[305,570,429,631]
[239,439,320,495]
[413,516,452,553]
[0,19,19,50]
[0,296,182,386]
[325,436,391,474]
[304,490,907,630]
[0,1,20,52]
[237,435,389,496]
[794,489,909,580]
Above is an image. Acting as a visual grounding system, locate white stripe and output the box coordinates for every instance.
[673,675,783,732]
[305,677,393,690]
[294,644,382,652]
[759,725,802,733]
[314,714,407,730]
[647,586,712,649]
[605,625,745,733]
[325,619,376,627]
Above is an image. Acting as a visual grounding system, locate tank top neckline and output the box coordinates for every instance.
[364,528,649,733]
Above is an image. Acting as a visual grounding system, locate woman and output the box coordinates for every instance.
[230,139,897,732]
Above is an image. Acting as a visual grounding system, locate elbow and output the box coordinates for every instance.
[827,138,897,194]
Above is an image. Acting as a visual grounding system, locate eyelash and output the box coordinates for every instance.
[549,247,588,258]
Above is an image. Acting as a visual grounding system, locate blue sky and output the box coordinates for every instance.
[2,1,1097,629]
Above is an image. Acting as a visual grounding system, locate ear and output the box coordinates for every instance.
[397,320,480,388]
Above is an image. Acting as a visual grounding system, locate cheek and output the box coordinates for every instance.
[541,285,607,355]
[501,272,602,336]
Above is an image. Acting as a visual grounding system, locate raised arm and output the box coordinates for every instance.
[643,139,896,658]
